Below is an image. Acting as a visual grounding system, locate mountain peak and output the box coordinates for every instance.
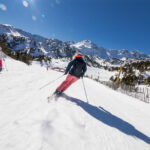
[72,40,97,50]
[0,24,149,60]
[3,24,13,27]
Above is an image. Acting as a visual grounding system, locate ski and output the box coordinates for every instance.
[47,94,54,103]
[47,93,62,103]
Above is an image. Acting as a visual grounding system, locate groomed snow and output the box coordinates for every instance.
[0,57,150,150]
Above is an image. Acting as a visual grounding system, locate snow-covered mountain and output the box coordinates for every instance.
[0,24,47,42]
[0,24,150,66]
[71,40,149,59]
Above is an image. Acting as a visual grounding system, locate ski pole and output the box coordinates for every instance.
[3,59,8,71]
[82,78,89,103]
[39,75,64,90]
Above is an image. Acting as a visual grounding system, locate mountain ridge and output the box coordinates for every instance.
[0,24,149,62]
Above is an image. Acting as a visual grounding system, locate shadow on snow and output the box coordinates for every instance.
[62,93,150,144]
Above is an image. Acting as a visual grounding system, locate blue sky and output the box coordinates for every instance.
[0,0,150,54]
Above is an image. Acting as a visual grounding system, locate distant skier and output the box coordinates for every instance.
[54,54,87,96]
[0,47,3,72]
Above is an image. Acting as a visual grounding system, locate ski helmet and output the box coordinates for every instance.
[75,54,82,58]
[73,53,82,59]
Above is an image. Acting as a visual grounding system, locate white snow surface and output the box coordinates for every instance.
[0,57,150,150]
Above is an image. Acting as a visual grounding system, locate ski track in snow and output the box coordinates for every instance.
[0,57,150,150]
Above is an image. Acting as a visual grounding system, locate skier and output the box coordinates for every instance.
[54,54,87,96]
[0,47,3,72]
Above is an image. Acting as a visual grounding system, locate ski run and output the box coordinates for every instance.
[0,56,150,150]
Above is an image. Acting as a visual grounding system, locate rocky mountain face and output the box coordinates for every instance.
[0,24,150,67]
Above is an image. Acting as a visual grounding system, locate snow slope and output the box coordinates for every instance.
[0,57,150,150]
